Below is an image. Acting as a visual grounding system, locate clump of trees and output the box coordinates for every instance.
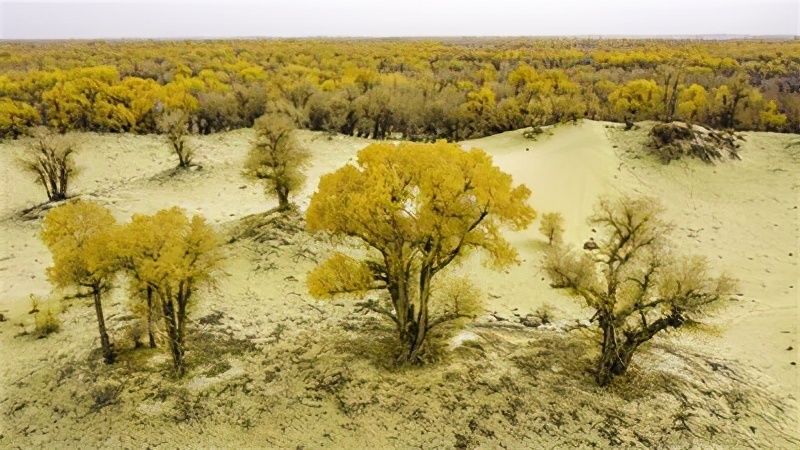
[543,196,735,386]
[156,110,194,169]
[245,113,310,211]
[306,141,535,363]
[41,200,120,363]
[539,212,565,245]
[18,131,78,202]
[40,201,223,375]
[119,208,223,376]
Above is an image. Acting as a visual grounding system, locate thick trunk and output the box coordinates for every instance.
[92,287,114,364]
[161,297,185,377]
[407,268,432,362]
[276,185,290,211]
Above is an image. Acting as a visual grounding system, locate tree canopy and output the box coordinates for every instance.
[41,200,120,363]
[306,140,535,362]
[0,39,796,140]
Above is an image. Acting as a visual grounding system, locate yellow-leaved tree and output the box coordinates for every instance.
[118,208,223,376]
[245,113,311,211]
[41,200,119,363]
[306,141,535,363]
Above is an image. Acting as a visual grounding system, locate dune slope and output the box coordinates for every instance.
[0,121,797,448]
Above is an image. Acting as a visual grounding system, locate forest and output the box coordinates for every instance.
[0,38,798,140]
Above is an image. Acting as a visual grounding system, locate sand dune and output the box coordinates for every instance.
[0,121,797,447]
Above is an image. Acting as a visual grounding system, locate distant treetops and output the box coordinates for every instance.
[1,39,796,140]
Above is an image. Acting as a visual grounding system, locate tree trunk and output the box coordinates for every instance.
[276,184,290,211]
[161,297,185,377]
[610,342,636,376]
[92,287,114,364]
[595,317,618,386]
[407,268,432,363]
[146,286,156,348]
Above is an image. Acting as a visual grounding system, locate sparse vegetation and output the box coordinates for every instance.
[306,140,535,363]
[543,196,736,386]
[18,130,78,202]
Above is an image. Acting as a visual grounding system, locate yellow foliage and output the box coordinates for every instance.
[307,140,535,275]
[41,200,119,291]
[307,253,374,299]
[245,113,310,210]
[119,207,223,295]
[0,98,39,138]
[609,79,664,121]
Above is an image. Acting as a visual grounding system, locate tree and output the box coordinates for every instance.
[306,141,535,363]
[543,196,735,386]
[245,113,310,211]
[119,208,223,376]
[0,98,40,139]
[538,212,565,245]
[156,110,193,169]
[759,100,788,131]
[676,84,708,124]
[18,130,78,202]
[41,201,120,363]
[126,277,158,349]
[609,79,664,129]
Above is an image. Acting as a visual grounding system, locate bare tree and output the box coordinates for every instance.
[18,130,78,202]
[157,110,194,169]
[543,196,735,386]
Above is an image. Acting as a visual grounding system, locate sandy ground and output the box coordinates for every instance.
[0,121,797,448]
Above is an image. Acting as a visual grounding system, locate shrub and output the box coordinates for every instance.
[18,130,78,202]
[34,303,61,338]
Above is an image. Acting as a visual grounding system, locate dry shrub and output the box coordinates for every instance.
[648,122,741,164]
[17,129,78,202]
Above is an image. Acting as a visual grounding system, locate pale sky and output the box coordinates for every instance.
[1,0,798,39]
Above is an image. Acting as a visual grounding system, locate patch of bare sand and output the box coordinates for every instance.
[1,121,798,447]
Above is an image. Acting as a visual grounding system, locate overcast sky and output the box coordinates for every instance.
[1,0,798,39]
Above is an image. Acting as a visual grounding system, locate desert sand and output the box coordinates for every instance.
[0,121,797,448]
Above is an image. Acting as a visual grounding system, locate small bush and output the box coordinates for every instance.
[28,294,41,314]
[523,126,544,139]
[91,381,122,411]
[533,303,555,324]
[34,304,61,338]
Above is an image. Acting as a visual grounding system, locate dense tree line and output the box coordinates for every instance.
[1,39,796,139]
